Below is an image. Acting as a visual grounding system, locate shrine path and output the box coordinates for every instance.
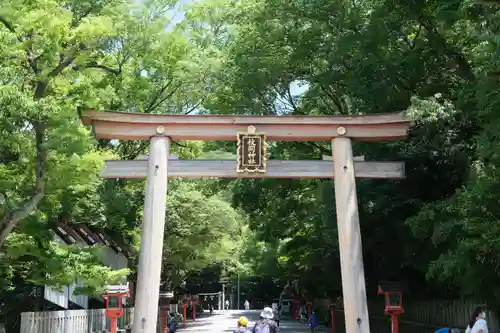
[179,310,329,333]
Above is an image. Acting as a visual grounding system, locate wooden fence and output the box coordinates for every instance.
[313,298,500,333]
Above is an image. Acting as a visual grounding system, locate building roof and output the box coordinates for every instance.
[52,223,133,259]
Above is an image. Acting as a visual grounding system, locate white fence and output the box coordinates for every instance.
[20,309,134,333]
[20,305,179,333]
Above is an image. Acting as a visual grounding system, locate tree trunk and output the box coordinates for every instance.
[0,123,46,246]
[0,16,78,247]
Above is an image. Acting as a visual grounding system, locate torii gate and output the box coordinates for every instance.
[81,110,410,333]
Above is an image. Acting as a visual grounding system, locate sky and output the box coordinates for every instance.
[165,0,311,102]
[290,81,310,97]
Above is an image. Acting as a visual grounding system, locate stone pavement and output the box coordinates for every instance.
[179,310,329,333]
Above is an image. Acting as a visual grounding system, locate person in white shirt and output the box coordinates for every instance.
[465,306,488,333]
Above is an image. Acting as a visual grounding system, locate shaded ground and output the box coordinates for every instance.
[179,310,329,333]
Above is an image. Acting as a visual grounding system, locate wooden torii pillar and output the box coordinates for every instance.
[81,110,410,333]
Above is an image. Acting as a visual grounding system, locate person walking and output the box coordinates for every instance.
[274,304,281,327]
[167,312,177,333]
[466,306,489,333]
[252,307,279,333]
[234,316,252,333]
[300,307,307,323]
[309,310,319,333]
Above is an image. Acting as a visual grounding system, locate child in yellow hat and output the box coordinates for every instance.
[233,316,251,333]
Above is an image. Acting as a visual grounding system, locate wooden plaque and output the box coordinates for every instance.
[237,126,268,173]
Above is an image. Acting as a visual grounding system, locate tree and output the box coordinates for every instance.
[0,0,220,243]
[0,0,225,296]
[192,0,500,300]
[3,0,499,310]
[161,180,248,290]
[0,0,121,245]
[0,0,141,298]
[1,231,130,294]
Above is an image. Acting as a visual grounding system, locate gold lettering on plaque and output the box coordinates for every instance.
[247,138,257,164]
[236,125,267,173]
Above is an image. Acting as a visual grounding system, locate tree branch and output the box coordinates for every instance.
[34,82,49,100]
[0,15,17,36]
[0,122,46,246]
[303,142,332,156]
[144,81,180,113]
[79,63,121,75]
[319,85,344,114]
[121,141,149,160]
[286,86,300,114]
[257,91,278,115]
[34,50,81,99]
[184,96,206,115]
[48,55,77,78]
[171,140,189,149]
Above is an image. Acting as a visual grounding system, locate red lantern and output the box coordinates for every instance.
[159,291,174,333]
[377,282,406,333]
[104,284,129,333]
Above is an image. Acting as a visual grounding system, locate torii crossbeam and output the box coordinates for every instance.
[81,110,411,333]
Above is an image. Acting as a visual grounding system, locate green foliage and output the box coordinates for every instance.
[0,0,229,297]
[2,0,500,309]
[0,0,139,295]
[1,232,129,294]
[188,0,500,300]
[161,180,248,289]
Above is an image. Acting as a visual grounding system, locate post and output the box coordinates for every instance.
[331,136,370,333]
[183,305,187,328]
[391,313,399,333]
[293,300,299,320]
[237,274,240,310]
[330,304,336,333]
[222,284,225,311]
[132,135,171,333]
[110,317,118,333]
[193,300,196,321]
[162,308,168,333]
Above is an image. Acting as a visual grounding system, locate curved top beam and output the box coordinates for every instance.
[81,110,411,141]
